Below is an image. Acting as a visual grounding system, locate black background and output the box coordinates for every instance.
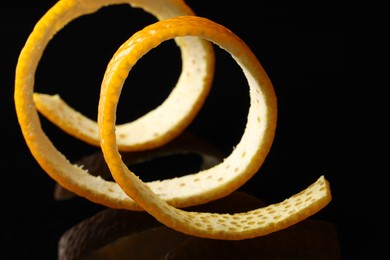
[1,0,382,259]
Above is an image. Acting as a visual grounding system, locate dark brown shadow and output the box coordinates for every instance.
[58,191,340,260]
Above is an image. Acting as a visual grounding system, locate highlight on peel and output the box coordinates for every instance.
[15,0,216,210]
[98,16,332,240]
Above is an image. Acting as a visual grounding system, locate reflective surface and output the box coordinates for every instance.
[2,1,382,259]
[59,192,340,260]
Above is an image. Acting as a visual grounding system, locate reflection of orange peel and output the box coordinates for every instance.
[54,132,225,201]
[15,0,216,210]
[98,15,331,239]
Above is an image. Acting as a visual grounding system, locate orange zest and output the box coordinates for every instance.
[32,0,214,151]
[15,0,331,240]
[15,0,215,210]
[98,15,331,239]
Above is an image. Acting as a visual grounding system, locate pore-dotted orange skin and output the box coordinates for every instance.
[15,0,331,241]
[98,15,331,240]
[14,0,214,210]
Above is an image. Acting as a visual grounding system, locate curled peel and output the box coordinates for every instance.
[15,0,216,210]
[98,16,331,239]
[15,0,331,240]
[33,0,215,152]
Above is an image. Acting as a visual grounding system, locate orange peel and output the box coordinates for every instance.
[15,0,216,210]
[98,16,332,239]
[15,0,332,241]
[32,0,215,152]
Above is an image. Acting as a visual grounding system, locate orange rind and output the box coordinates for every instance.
[32,0,214,151]
[15,0,331,240]
[15,0,215,210]
[98,16,331,239]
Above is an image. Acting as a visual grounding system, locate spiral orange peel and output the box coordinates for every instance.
[32,0,214,152]
[15,0,331,240]
[98,15,331,239]
[15,0,216,210]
